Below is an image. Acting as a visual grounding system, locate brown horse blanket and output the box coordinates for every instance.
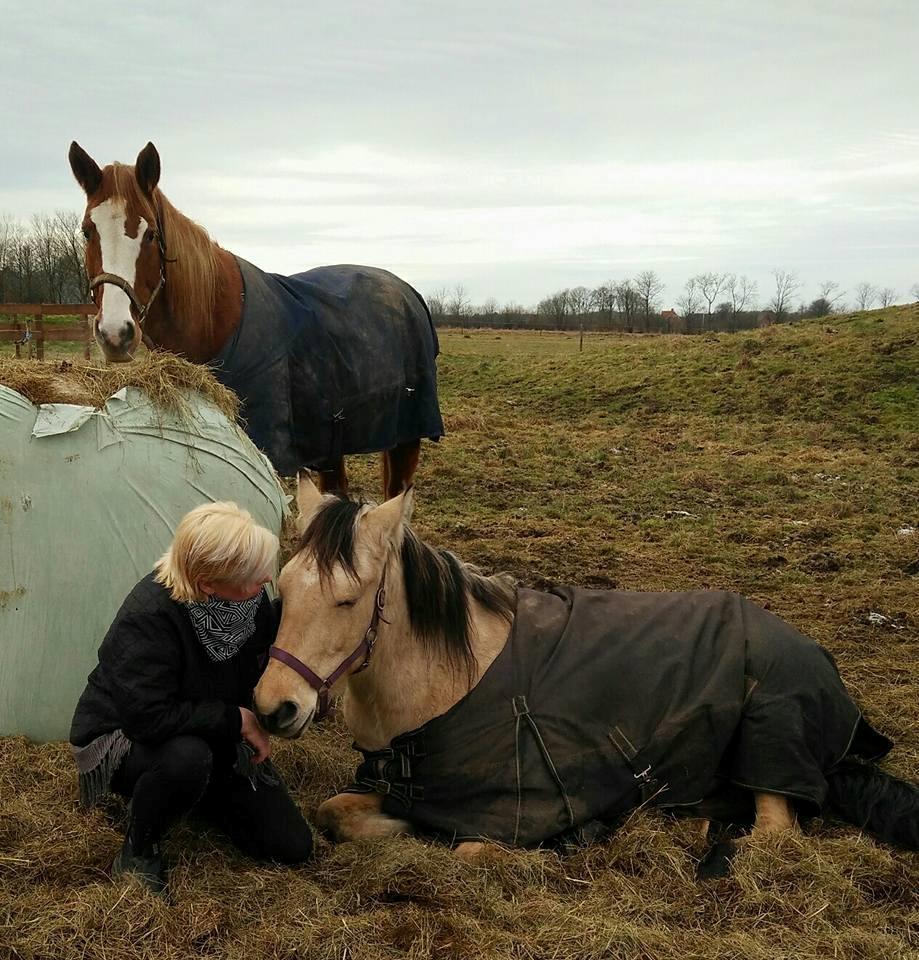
[352,587,891,846]
[211,257,444,475]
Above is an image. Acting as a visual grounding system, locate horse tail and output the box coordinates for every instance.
[826,760,919,850]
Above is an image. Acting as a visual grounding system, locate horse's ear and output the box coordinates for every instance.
[295,472,323,533]
[402,484,415,523]
[362,487,412,555]
[135,142,161,196]
[69,141,102,196]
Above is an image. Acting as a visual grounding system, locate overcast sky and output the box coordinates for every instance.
[2,0,917,308]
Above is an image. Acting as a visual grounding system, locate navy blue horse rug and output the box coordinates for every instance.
[211,257,444,475]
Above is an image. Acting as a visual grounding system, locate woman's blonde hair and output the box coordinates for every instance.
[154,502,279,603]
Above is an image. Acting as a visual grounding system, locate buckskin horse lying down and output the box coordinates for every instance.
[254,479,919,860]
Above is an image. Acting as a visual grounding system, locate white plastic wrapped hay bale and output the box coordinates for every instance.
[0,362,287,742]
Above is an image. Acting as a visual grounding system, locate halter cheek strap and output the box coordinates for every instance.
[268,569,387,722]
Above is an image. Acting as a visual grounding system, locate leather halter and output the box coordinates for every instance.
[89,206,168,329]
[268,569,387,722]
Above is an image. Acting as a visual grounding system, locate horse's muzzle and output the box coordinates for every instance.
[258,699,307,737]
[94,315,140,362]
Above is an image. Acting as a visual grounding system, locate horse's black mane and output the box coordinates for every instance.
[298,495,517,676]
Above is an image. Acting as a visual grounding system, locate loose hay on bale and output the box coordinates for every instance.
[0,351,240,425]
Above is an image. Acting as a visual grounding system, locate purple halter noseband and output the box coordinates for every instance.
[268,569,387,721]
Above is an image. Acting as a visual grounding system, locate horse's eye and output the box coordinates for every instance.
[143,229,156,244]
[82,225,92,240]
[336,599,357,608]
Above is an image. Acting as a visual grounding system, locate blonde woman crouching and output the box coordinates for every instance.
[70,502,313,896]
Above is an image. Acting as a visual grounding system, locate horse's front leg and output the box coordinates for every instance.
[382,440,421,499]
[316,459,348,494]
[316,792,414,842]
[751,792,797,835]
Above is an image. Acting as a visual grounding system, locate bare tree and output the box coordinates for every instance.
[425,286,447,324]
[816,280,845,313]
[0,214,21,302]
[878,287,898,308]
[676,277,702,333]
[726,274,757,331]
[806,281,845,317]
[480,297,499,318]
[614,280,640,333]
[0,209,84,303]
[448,284,471,328]
[31,213,64,302]
[55,209,89,300]
[854,282,877,311]
[769,269,801,323]
[536,289,571,329]
[501,301,526,327]
[13,229,39,302]
[696,272,726,328]
[567,285,592,324]
[633,270,664,332]
[591,281,616,329]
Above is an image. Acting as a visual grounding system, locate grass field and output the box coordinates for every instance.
[1,307,917,959]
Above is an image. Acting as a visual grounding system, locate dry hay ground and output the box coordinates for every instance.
[2,308,917,959]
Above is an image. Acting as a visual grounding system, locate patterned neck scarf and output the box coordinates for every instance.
[186,590,264,662]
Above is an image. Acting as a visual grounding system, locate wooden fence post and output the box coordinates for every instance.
[0,303,97,359]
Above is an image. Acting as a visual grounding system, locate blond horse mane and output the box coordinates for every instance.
[108,163,220,337]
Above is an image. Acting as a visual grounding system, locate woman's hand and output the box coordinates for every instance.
[239,707,271,763]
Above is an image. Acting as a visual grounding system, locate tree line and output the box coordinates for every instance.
[2,211,916,335]
[428,272,919,334]
[0,212,88,304]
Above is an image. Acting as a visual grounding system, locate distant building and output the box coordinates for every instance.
[660,309,679,322]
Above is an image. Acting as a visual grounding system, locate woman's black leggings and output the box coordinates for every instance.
[110,735,313,864]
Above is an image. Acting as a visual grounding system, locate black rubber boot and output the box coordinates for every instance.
[112,833,168,897]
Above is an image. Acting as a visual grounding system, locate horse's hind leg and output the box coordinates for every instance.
[382,439,421,499]
[751,792,796,835]
[316,458,348,494]
[316,792,413,842]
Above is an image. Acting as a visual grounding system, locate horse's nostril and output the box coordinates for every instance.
[271,700,299,730]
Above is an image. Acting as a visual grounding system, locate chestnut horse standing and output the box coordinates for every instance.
[68,141,443,495]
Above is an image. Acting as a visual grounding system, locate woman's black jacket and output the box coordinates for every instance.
[70,572,279,749]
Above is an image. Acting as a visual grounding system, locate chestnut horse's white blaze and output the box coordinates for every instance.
[90,199,147,352]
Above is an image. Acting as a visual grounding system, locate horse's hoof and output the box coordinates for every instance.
[696,839,738,880]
